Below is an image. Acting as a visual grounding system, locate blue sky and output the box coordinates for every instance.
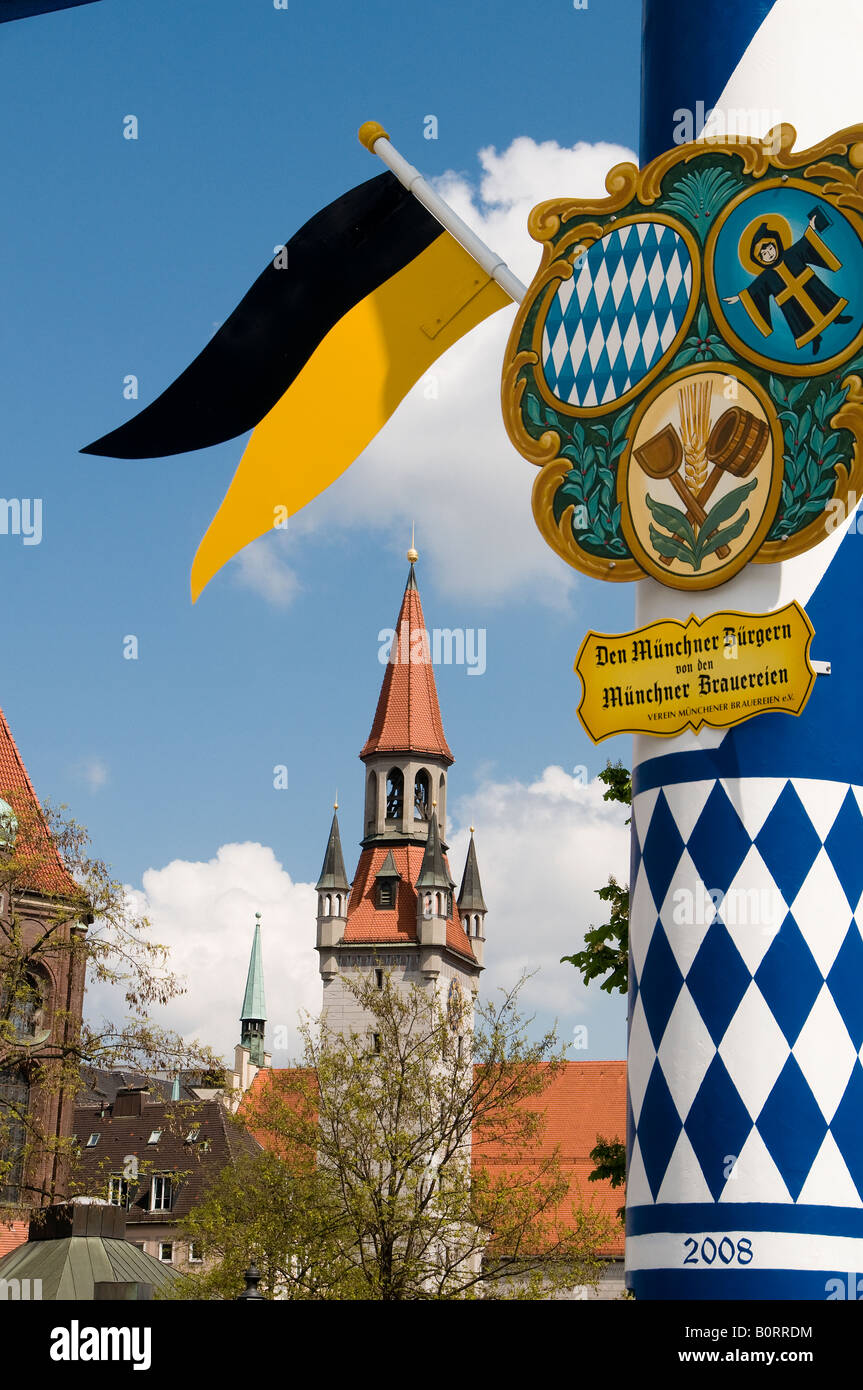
[1,0,643,1061]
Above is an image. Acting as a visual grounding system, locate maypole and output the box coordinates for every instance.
[627,0,863,1298]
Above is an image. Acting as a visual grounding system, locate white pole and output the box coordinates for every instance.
[358,121,527,306]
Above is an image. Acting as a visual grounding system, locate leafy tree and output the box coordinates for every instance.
[0,798,220,1211]
[588,1136,626,1223]
[170,973,615,1300]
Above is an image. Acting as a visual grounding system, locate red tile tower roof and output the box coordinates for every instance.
[344,843,475,960]
[0,705,78,899]
[360,566,453,764]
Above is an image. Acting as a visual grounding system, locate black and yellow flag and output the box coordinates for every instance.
[0,1,104,20]
[83,171,510,600]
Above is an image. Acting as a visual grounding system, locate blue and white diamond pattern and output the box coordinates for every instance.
[541,221,694,408]
[628,776,863,1210]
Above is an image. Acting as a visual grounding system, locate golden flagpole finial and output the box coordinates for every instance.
[407,520,418,564]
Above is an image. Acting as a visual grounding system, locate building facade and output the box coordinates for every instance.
[0,706,89,1216]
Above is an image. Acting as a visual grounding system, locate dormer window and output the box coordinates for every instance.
[86,1133,100,1148]
[375,850,401,909]
[150,1174,173,1212]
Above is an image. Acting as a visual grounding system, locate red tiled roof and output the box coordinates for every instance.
[360,573,453,763]
[0,1219,28,1257]
[0,706,78,898]
[344,843,475,960]
[474,1061,627,1257]
[250,1061,627,1258]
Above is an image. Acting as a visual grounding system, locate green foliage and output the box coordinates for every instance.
[662,167,742,239]
[521,390,631,557]
[766,372,854,540]
[169,975,615,1301]
[671,302,737,367]
[588,1137,626,1222]
[647,477,756,570]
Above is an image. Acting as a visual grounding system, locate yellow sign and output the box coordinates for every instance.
[575,602,816,743]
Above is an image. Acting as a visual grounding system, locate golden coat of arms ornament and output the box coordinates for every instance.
[502,124,863,590]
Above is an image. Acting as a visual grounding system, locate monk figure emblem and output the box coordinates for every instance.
[723,209,853,357]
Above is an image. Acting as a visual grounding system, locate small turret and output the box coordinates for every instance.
[316,806,351,979]
[416,810,454,977]
[458,829,487,968]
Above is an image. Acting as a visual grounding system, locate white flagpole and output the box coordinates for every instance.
[358,121,527,305]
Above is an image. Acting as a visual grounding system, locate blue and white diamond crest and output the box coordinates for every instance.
[541,221,695,409]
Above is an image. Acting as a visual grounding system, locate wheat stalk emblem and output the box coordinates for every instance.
[678,380,712,495]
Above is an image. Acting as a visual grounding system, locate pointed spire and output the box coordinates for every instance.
[240,914,267,1023]
[316,809,350,892]
[360,560,453,764]
[457,829,487,912]
[415,810,454,891]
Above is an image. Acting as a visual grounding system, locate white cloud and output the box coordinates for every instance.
[234,533,300,608]
[84,842,320,1065]
[83,766,630,1070]
[447,766,630,1054]
[72,757,109,792]
[291,135,637,607]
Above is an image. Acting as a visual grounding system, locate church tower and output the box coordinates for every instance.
[229,913,271,1104]
[0,707,89,1208]
[315,551,485,1030]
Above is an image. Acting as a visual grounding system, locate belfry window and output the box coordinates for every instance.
[0,1067,30,1205]
[386,769,404,822]
[414,770,431,822]
[378,881,395,909]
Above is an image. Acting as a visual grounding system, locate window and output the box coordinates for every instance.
[372,1033,381,1055]
[189,1242,203,1264]
[457,1036,464,1061]
[385,768,404,821]
[108,1176,130,1207]
[150,1175,173,1212]
[0,974,46,1043]
[446,891,453,917]
[185,1125,200,1143]
[375,969,383,990]
[377,881,395,909]
[147,1130,162,1145]
[0,1068,29,1204]
[86,1133,100,1148]
[413,770,431,822]
[159,1242,173,1263]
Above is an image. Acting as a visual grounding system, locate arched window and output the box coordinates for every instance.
[386,769,404,822]
[365,770,378,832]
[0,1067,30,1204]
[414,770,431,822]
[0,973,47,1045]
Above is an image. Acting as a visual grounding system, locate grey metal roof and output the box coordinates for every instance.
[457,831,487,912]
[315,810,350,892]
[0,1235,178,1300]
[415,811,454,891]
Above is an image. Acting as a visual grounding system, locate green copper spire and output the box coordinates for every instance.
[171,1074,181,1102]
[240,913,267,1067]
